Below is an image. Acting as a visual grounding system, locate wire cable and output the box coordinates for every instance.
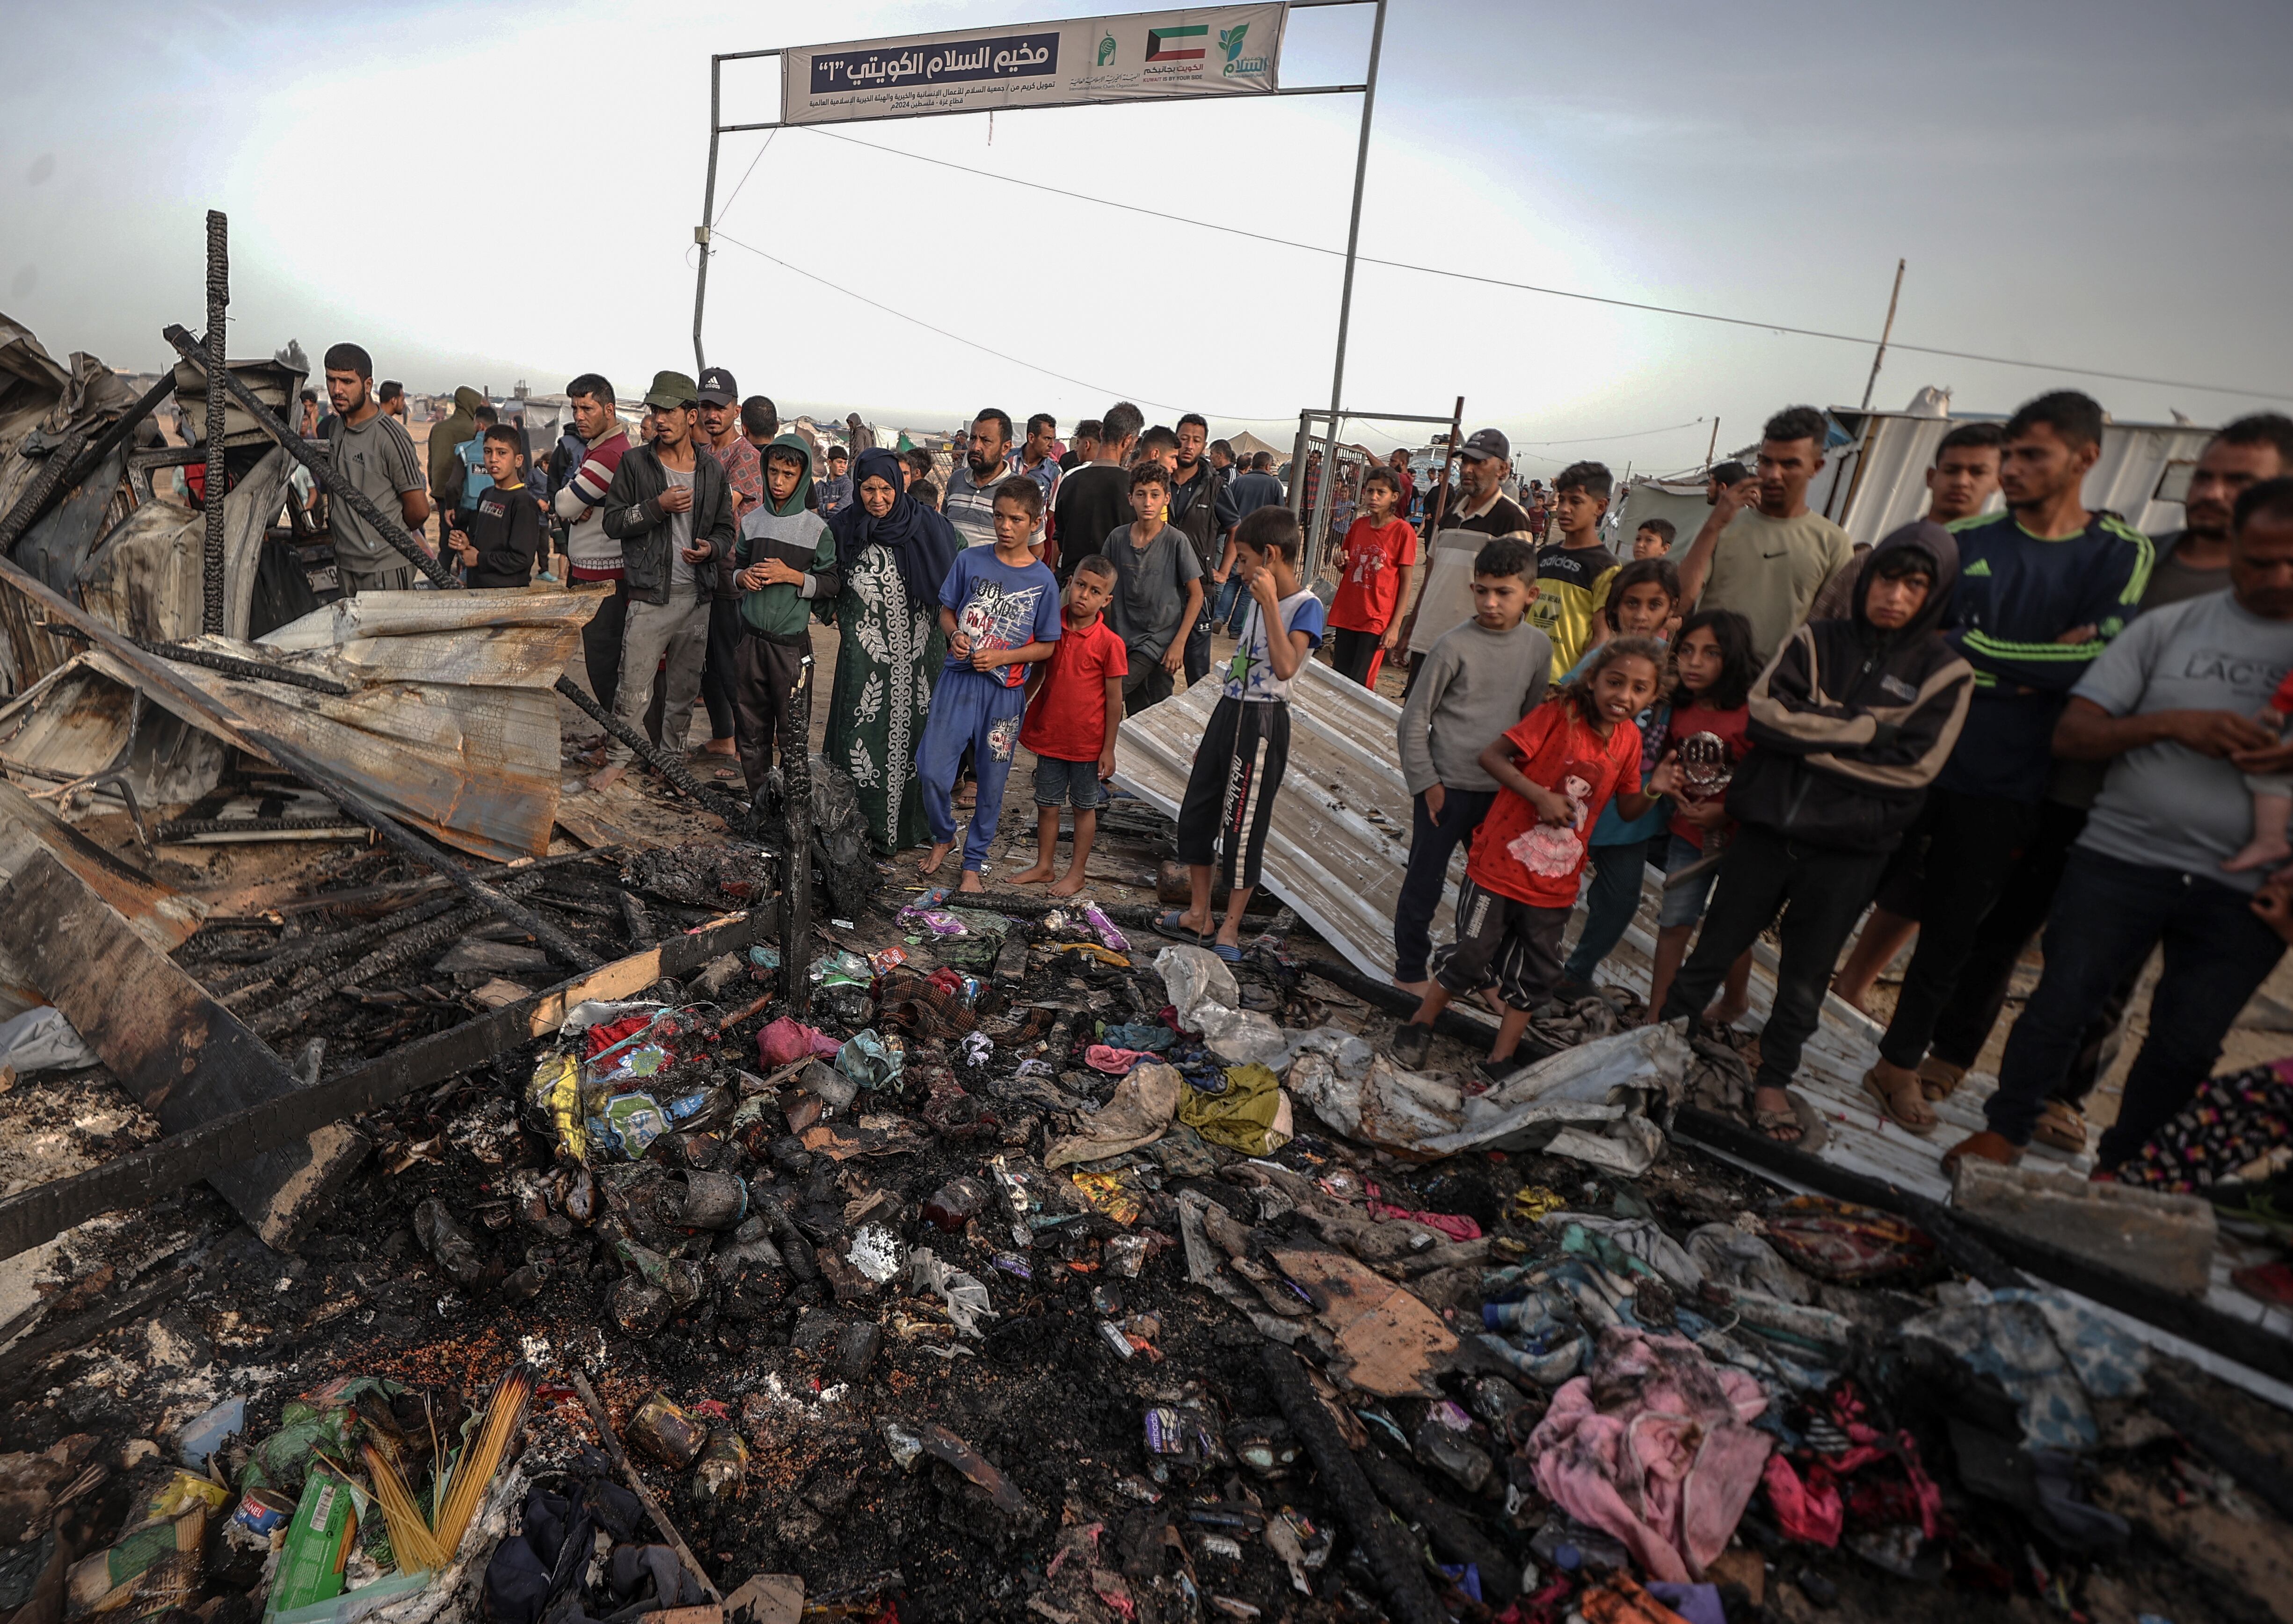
[801,125,2292,406]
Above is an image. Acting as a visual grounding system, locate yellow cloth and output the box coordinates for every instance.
[1179,1063,1293,1155]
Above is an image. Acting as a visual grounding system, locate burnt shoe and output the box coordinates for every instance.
[1387,1020,1433,1070]
[1942,1130,2023,1173]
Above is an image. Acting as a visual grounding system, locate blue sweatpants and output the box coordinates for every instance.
[916,668,1027,872]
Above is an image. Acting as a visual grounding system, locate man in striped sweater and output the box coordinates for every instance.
[553,374,634,711]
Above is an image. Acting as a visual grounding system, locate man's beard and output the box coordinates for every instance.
[969,451,1001,479]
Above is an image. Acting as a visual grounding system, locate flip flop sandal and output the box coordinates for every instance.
[1751,1103,1806,1145]
[1750,1092,1828,1152]
[1210,942,1243,965]
[1152,909,1212,946]
[1917,1056,1967,1101]
[2031,1099,2087,1153]
[1862,1066,1937,1136]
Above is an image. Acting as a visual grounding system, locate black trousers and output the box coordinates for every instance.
[1662,824,1885,1094]
[1123,659,1176,716]
[579,578,631,713]
[732,632,810,795]
[1329,626,1383,685]
[1176,696,1289,894]
[700,594,744,741]
[1929,798,2133,1101]
[1875,789,2042,1070]
[1392,786,1499,983]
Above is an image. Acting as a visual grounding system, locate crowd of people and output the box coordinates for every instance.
[305,338,2293,1194]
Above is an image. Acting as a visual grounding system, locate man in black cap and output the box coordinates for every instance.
[590,370,735,791]
[695,366,761,770]
[1393,428,1536,674]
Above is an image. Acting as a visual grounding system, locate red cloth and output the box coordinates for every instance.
[1020,614,1128,761]
[1661,700,1752,848]
[1466,699,1645,907]
[584,1015,653,1056]
[1363,1181,1482,1240]
[1329,517,1418,633]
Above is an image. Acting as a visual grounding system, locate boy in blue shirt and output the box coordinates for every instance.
[917,478,1063,892]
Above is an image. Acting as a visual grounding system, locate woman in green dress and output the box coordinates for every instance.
[823,449,960,855]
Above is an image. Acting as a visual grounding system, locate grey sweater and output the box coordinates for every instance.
[1396,617,1553,795]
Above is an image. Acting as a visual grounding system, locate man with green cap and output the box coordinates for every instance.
[730,433,841,792]
[590,371,736,791]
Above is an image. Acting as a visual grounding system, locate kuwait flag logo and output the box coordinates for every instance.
[1145,23,1208,61]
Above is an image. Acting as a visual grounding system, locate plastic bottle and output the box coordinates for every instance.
[921,1175,990,1232]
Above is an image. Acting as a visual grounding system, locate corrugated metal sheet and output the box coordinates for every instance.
[256,590,600,689]
[1112,662,1444,981]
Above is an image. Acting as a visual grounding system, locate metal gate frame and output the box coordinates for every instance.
[1291,399,1462,580]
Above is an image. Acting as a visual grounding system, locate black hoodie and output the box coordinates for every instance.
[1724,520,1975,854]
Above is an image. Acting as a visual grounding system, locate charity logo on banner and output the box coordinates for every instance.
[781,5,1288,125]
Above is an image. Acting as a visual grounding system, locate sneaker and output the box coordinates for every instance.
[1552,975,1602,1005]
[1388,1021,1432,1070]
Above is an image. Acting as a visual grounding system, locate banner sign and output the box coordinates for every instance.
[781,6,1287,125]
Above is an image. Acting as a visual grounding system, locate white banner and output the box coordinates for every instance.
[780,6,1287,126]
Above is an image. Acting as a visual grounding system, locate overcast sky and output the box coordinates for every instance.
[5,0,2288,467]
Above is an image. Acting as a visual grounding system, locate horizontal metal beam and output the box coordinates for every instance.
[1300,409,1459,427]
[716,80,1365,135]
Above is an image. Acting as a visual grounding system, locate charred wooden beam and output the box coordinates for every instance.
[201,211,229,633]
[780,651,814,1017]
[3,852,368,1253]
[553,674,743,817]
[0,904,773,1262]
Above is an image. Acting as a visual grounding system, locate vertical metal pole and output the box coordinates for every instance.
[692,56,724,373]
[780,652,815,1018]
[1289,413,1311,523]
[1705,417,1720,468]
[1395,395,1463,657]
[200,210,228,634]
[1859,258,1906,412]
[1306,0,1386,582]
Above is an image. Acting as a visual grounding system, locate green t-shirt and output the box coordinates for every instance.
[1697,507,1856,664]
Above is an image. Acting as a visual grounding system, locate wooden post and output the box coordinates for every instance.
[1860,259,1907,412]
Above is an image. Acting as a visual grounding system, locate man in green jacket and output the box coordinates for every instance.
[731,433,841,792]
[426,385,488,541]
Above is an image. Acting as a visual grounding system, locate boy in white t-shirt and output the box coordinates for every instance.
[1152,507,1325,964]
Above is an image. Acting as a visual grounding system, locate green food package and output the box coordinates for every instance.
[264,1475,357,1621]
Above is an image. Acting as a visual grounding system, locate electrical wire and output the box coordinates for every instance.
[1515,418,1706,446]
[800,125,2293,406]
[713,128,780,228]
[709,230,1220,415]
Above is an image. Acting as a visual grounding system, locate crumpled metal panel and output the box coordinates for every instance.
[256,588,599,689]
[0,659,228,814]
[75,447,289,648]
[1113,662,1442,981]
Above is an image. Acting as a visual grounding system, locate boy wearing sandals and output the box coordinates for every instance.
[1653,522,1974,1143]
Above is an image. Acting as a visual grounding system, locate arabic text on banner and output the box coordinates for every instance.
[780,6,1288,126]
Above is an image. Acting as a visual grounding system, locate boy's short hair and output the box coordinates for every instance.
[1762,405,1828,449]
[1604,557,1681,626]
[1935,421,2003,459]
[1138,424,1179,457]
[2005,389,2105,451]
[1635,516,1676,545]
[742,395,779,438]
[481,422,521,451]
[1128,461,1170,493]
[994,474,1044,521]
[1234,504,1302,563]
[904,447,934,476]
[1554,460,1613,500]
[567,372,615,406]
[1074,418,1103,442]
[1472,536,1536,582]
[911,478,939,506]
[1870,544,1939,583]
[765,443,807,473]
[322,342,372,377]
[828,445,849,463]
[473,403,499,427]
[1710,459,1748,486]
[378,380,404,403]
[1070,552,1118,581]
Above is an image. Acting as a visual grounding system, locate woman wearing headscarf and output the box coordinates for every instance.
[824,448,962,854]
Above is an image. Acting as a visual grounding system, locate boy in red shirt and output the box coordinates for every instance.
[1390,637,1676,1082]
[1326,464,1416,687]
[1014,553,1129,896]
